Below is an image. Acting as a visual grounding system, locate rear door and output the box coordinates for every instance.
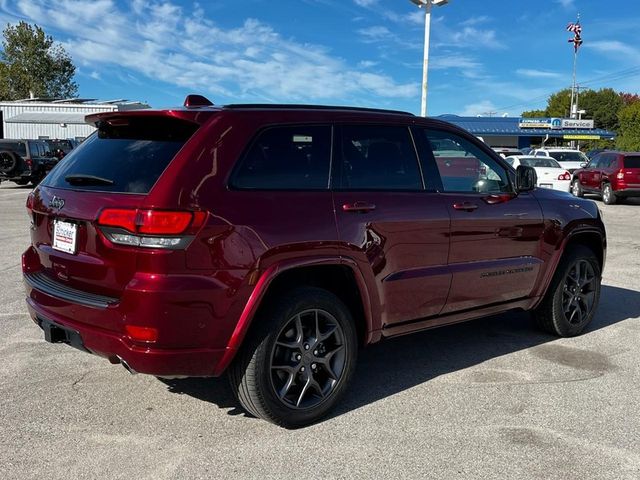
[416,127,545,313]
[332,124,451,327]
[30,115,200,310]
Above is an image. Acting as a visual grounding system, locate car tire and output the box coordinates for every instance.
[14,180,29,186]
[602,183,616,205]
[570,178,583,197]
[534,245,601,337]
[228,286,358,428]
[0,151,20,174]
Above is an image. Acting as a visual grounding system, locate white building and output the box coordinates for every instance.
[0,98,149,140]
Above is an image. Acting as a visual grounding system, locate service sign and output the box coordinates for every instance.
[561,119,595,129]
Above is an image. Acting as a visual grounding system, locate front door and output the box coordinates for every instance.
[415,127,545,313]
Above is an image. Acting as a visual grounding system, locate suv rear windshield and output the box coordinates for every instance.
[548,151,588,163]
[623,156,640,168]
[0,141,27,157]
[43,116,198,193]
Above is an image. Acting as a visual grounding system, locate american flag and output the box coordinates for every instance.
[567,20,583,52]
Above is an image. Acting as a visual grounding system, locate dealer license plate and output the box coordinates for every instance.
[539,183,553,189]
[52,220,77,254]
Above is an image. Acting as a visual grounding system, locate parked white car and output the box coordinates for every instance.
[531,148,589,173]
[504,155,572,192]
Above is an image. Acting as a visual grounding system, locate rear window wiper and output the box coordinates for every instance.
[65,174,114,186]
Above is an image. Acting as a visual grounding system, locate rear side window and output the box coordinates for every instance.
[231,125,331,190]
[43,116,198,193]
[335,125,422,190]
[624,156,640,168]
[0,142,27,157]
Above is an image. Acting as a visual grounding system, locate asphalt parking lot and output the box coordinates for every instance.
[1,182,640,480]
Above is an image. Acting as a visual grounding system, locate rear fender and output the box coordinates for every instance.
[213,256,375,375]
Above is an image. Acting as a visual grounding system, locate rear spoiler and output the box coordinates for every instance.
[85,108,221,127]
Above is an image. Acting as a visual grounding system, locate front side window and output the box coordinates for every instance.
[423,129,511,193]
[334,125,422,190]
[231,125,331,190]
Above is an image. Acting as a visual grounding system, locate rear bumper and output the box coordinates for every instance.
[26,298,227,377]
[615,187,640,198]
[22,246,247,377]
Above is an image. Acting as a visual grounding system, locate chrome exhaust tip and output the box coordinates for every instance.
[117,356,138,375]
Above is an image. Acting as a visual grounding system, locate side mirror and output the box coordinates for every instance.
[580,162,587,168]
[516,165,537,192]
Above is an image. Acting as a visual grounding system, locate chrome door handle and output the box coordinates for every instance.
[452,202,478,212]
[342,202,376,213]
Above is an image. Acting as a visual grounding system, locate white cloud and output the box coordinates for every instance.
[3,0,418,103]
[89,71,101,80]
[357,25,392,42]
[353,0,377,6]
[516,69,563,79]
[460,16,491,27]
[587,40,640,58]
[556,0,575,8]
[459,100,499,116]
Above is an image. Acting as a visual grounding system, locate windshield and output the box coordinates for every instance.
[548,151,588,163]
[624,156,640,168]
[520,158,561,168]
[43,116,198,193]
[0,141,27,157]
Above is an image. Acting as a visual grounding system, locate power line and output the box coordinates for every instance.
[494,65,640,113]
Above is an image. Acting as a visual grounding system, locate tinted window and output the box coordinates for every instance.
[624,156,640,168]
[424,130,511,193]
[232,126,331,190]
[0,142,27,157]
[44,116,198,193]
[335,125,422,190]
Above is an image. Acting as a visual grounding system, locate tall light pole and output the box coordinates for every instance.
[410,0,450,117]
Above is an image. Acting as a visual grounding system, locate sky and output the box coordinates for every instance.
[0,0,638,116]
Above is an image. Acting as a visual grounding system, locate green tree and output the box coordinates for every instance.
[0,21,77,100]
[521,109,546,117]
[579,88,623,132]
[616,102,640,151]
[546,88,572,118]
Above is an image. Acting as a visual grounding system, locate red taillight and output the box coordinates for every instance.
[124,325,158,343]
[558,171,571,181]
[25,192,34,212]
[97,209,137,233]
[98,208,204,235]
[25,158,33,169]
[138,210,193,235]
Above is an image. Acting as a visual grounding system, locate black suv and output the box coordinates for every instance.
[0,139,56,186]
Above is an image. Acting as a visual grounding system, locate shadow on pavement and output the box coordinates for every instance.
[161,284,640,422]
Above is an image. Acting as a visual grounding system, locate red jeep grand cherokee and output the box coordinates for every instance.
[23,96,606,427]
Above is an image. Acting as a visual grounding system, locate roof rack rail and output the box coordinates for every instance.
[223,104,414,116]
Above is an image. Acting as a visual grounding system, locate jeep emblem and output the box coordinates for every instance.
[49,196,65,210]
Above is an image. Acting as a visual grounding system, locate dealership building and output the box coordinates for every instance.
[438,115,615,148]
[0,98,149,140]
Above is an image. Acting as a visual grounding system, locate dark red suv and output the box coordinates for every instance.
[571,151,640,204]
[23,97,606,427]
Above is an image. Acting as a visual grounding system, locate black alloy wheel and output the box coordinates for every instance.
[269,308,346,410]
[228,287,357,428]
[561,259,598,327]
[534,245,601,337]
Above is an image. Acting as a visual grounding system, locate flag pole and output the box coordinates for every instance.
[570,46,578,119]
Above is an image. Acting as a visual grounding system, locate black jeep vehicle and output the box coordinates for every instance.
[0,139,57,186]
